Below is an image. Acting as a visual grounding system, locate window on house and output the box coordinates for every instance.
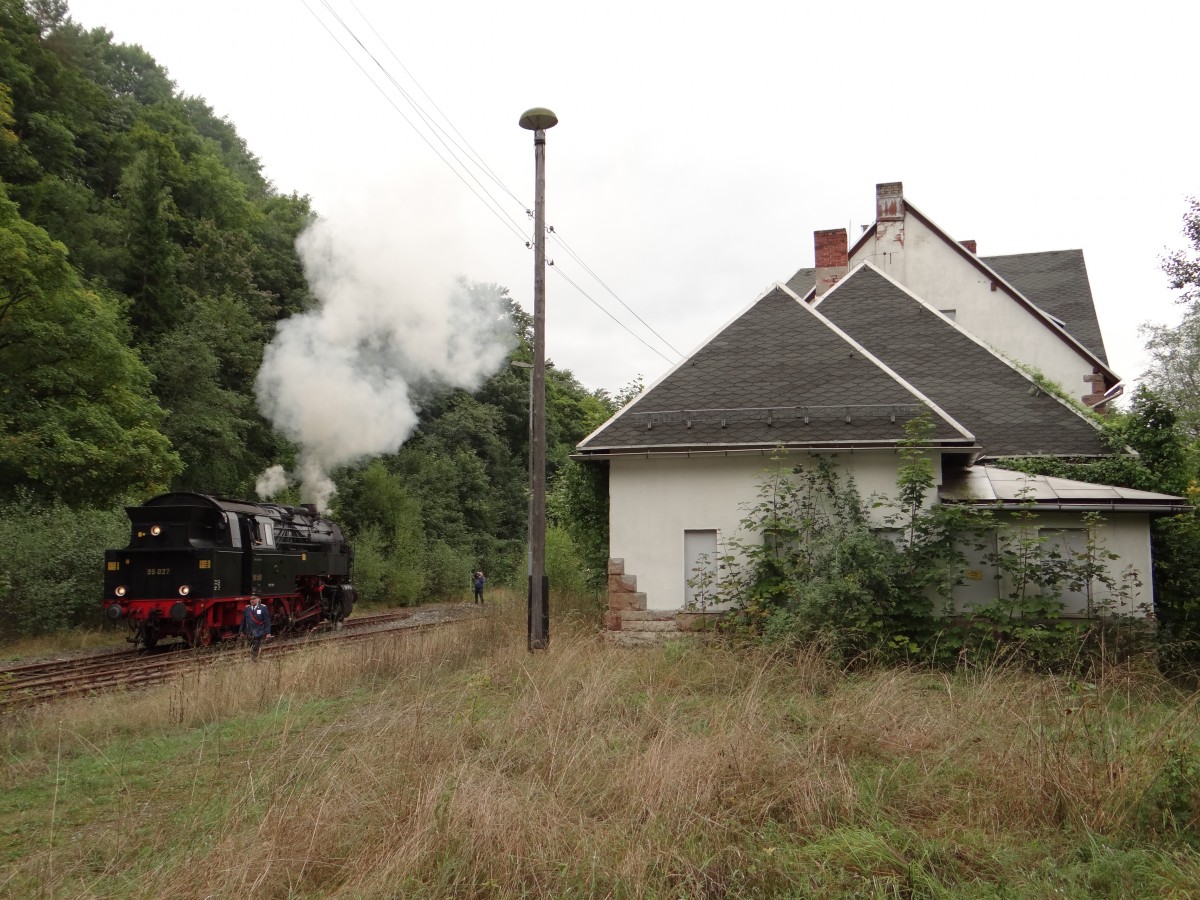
[684,529,718,610]
[950,530,1000,615]
[1038,528,1091,615]
[871,526,905,549]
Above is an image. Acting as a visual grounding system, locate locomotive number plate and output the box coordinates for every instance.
[146,567,172,576]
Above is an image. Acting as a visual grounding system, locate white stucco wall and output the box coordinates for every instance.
[849,216,1100,400]
[609,451,1154,618]
[609,450,927,611]
[949,510,1153,618]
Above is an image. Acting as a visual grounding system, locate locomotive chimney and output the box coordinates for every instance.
[302,503,318,516]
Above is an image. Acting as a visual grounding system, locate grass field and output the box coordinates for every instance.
[2,591,1199,898]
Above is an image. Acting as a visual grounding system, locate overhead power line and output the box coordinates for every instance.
[550,267,675,365]
[300,0,685,364]
[306,0,528,243]
[547,226,684,358]
[344,0,522,208]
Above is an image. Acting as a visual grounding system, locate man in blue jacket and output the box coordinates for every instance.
[241,597,272,659]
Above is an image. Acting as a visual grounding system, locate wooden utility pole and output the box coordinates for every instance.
[519,107,557,650]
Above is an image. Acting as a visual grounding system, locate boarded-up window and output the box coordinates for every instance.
[1039,528,1091,615]
[684,529,718,610]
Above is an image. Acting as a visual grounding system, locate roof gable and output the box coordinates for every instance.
[814,265,1112,458]
[578,285,973,453]
[845,200,1118,387]
[982,249,1108,364]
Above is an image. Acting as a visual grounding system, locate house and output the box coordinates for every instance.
[574,183,1187,643]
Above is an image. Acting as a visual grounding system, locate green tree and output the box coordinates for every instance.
[1143,197,1200,438]
[0,181,180,504]
[0,493,127,636]
[333,461,426,604]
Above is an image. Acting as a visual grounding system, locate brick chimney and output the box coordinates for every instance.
[814,228,848,297]
[876,182,904,221]
[960,239,977,254]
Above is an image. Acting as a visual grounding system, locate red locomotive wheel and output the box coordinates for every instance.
[188,624,215,648]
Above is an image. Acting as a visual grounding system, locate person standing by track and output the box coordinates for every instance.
[241,597,273,659]
[472,570,486,605]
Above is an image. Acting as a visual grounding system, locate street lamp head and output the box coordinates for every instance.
[519,107,558,131]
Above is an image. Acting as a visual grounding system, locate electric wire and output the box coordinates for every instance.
[298,0,527,245]
[314,0,529,240]
[548,227,685,357]
[344,0,522,208]
[302,0,685,364]
[550,266,675,365]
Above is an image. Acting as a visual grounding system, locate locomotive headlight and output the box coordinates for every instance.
[178,585,190,597]
[114,585,127,597]
[150,525,162,537]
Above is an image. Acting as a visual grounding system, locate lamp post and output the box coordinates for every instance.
[518,106,557,651]
[510,359,533,584]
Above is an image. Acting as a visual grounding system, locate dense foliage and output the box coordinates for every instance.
[0,0,307,501]
[693,420,1149,668]
[0,1,614,636]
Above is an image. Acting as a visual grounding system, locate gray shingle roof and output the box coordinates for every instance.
[578,286,972,453]
[981,250,1108,364]
[786,267,815,297]
[815,266,1111,458]
[792,251,1108,366]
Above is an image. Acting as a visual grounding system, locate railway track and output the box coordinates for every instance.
[0,606,479,712]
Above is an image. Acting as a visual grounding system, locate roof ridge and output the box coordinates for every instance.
[778,281,975,442]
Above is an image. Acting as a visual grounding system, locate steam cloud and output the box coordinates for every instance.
[254,197,516,511]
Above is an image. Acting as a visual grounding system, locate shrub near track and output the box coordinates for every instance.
[2,592,1199,898]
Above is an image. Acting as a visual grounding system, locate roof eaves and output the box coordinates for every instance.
[574,437,980,460]
[940,465,1189,513]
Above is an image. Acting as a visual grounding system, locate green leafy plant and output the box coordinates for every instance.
[695,416,1142,669]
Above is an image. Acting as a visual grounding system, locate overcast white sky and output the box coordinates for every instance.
[66,0,1200,398]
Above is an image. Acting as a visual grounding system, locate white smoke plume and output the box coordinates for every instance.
[254,188,516,511]
[255,464,289,500]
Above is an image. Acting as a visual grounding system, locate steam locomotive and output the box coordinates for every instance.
[103,493,355,648]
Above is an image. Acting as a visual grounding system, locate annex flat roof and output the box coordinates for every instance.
[940,465,1188,512]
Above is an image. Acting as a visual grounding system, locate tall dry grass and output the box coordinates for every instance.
[3,593,1199,898]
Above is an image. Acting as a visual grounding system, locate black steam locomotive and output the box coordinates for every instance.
[103,493,355,648]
